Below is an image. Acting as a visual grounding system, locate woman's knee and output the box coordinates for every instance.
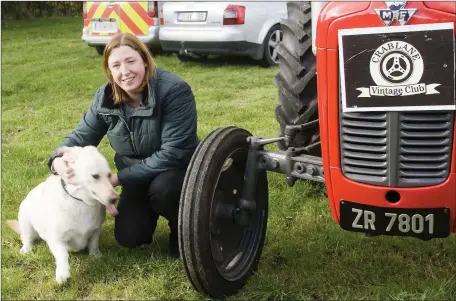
[114,234,152,249]
[113,196,158,249]
[114,221,154,249]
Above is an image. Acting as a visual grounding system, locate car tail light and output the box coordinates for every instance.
[148,1,158,18]
[82,1,87,19]
[159,7,164,25]
[223,5,245,25]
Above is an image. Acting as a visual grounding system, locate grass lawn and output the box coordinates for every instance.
[2,16,456,300]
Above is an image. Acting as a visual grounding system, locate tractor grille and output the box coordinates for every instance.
[340,110,454,187]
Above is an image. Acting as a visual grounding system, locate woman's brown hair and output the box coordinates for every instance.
[103,32,156,105]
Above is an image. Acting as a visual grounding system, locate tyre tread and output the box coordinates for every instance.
[274,1,321,155]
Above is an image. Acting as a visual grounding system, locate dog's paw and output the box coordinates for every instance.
[89,249,102,258]
[56,268,71,284]
[20,245,32,254]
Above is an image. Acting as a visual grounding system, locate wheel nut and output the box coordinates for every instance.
[295,163,305,174]
[260,156,268,167]
[307,166,316,176]
[272,160,279,169]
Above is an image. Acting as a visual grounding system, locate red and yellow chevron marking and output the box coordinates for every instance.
[85,2,155,36]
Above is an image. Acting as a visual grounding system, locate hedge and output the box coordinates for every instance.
[2,1,83,23]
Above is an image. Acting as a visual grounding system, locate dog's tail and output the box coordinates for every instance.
[6,220,21,235]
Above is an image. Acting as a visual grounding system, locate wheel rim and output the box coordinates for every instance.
[209,147,266,281]
[268,29,282,63]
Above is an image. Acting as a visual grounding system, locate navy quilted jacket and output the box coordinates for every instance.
[48,68,198,186]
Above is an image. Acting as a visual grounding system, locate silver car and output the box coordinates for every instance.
[159,1,287,66]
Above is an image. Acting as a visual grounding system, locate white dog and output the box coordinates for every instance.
[7,145,119,284]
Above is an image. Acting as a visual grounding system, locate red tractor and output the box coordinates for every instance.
[177,1,456,299]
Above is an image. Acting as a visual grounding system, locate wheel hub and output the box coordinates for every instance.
[209,152,264,280]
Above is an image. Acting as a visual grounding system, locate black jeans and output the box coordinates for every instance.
[114,169,186,249]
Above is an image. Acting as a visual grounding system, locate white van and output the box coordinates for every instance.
[159,1,287,66]
[82,1,166,55]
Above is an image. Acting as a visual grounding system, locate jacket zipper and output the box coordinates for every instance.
[129,117,138,155]
[99,113,138,155]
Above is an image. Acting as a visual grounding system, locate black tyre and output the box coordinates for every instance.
[179,126,269,299]
[261,24,283,66]
[96,46,104,55]
[274,1,321,156]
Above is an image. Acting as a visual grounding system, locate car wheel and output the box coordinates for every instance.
[179,126,269,299]
[274,1,321,155]
[96,46,105,56]
[260,24,282,67]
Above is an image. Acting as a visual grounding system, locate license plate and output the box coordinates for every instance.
[92,21,118,33]
[339,200,450,240]
[177,11,207,22]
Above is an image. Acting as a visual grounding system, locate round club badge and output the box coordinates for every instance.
[370,41,423,86]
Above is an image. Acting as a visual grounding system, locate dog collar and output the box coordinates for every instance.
[61,179,83,202]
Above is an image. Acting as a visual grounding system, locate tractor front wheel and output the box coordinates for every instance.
[179,126,269,299]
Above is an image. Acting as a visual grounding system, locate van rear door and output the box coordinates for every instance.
[84,2,161,37]
[85,2,122,37]
[117,1,156,36]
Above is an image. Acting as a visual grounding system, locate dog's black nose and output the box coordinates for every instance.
[109,198,118,204]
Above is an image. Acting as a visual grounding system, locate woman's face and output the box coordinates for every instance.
[108,45,146,95]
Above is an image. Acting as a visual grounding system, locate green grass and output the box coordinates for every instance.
[2,16,456,300]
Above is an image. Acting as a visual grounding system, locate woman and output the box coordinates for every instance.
[47,32,198,258]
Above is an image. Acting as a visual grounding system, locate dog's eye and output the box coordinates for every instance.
[92,174,100,180]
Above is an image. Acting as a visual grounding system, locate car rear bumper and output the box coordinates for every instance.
[160,26,246,42]
[161,40,262,57]
[81,26,161,47]
[159,27,263,58]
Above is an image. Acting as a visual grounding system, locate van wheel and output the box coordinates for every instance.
[95,46,104,56]
[179,126,269,299]
[274,1,321,156]
[261,24,283,66]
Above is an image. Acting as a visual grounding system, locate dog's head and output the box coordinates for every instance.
[57,146,119,207]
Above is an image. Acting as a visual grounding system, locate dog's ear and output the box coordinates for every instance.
[56,146,83,161]
[82,145,99,153]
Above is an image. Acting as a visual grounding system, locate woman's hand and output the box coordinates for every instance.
[110,174,120,187]
[52,155,74,183]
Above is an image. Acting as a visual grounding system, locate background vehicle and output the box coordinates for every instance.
[82,1,165,55]
[177,1,456,299]
[159,1,287,66]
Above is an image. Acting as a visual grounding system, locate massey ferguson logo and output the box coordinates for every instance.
[356,41,441,98]
[375,2,416,26]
